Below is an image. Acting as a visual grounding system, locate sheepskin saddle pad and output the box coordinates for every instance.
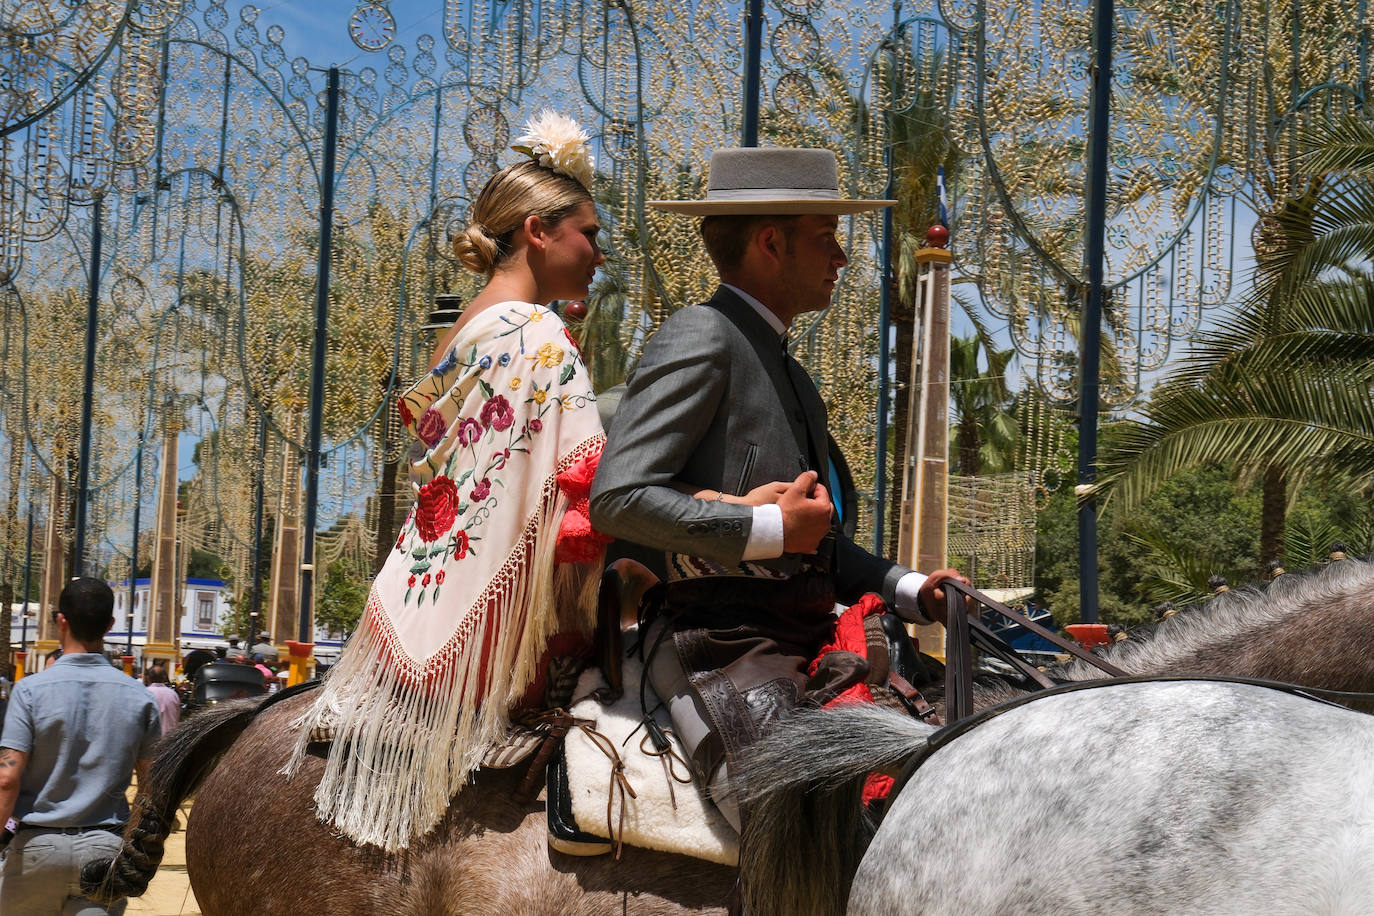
[560,656,739,866]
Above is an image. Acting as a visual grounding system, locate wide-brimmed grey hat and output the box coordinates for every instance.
[648,147,895,215]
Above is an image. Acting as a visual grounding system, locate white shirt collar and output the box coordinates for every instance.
[722,283,786,338]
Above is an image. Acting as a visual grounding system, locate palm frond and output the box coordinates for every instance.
[1123,521,1241,606]
[1095,365,1374,508]
[1301,116,1374,176]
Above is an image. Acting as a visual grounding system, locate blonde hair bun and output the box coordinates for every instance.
[453,223,501,275]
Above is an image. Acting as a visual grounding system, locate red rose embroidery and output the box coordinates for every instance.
[470,477,491,502]
[422,573,431,586]
[562,327,583,356]
[394,532,405,551]
[528,418,543,433]
[417,408,447,448]
[407,575,416,588]
[436,570,446,584]
[415,475,459,542]
[454,530,470,560]
[397,397,415,426]
[457,417,483,446]
[480,395,514,431]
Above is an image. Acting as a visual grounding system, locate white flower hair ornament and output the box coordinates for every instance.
[512,110,595,190]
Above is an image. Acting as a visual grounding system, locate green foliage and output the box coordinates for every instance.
[314,557,370,639]
[186,547,228,580]
[1037,443,1374,624]
[949,335,1018,476]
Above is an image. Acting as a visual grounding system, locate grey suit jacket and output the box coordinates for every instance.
[589,286,909,606]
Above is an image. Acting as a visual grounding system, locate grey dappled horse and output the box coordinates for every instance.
[739,679,1374,916]
[86,558,1374,914]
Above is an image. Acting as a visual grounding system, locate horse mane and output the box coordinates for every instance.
[1056,556,1374,681]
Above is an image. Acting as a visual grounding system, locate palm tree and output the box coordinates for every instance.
[949,334,1018,477]
[1095,114,1374,570]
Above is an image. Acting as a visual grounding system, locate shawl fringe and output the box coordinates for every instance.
[282,437,602,853]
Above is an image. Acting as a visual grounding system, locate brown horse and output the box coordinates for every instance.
[87,557,1374,915]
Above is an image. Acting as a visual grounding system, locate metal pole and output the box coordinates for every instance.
[299,67,341,643]
[742,0,763,146]
[250,410,266,645]
[73,197,103,577]
[1077,0,1113,625]
[874,115,895,555]
[19,509,33,654]
[127,426,144,657]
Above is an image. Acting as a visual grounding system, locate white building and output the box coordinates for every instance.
[8,577,343,665]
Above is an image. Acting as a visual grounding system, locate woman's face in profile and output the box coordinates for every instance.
[539,200,605,301]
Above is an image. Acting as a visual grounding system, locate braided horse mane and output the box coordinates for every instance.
[1052,555,1374,700]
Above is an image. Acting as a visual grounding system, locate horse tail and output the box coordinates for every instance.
[736,702,936,916]
[80,697,264,904]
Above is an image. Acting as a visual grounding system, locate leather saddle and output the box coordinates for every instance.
[542,561,944,861]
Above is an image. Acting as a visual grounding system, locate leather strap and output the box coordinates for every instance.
[945,580,1128,678]
[944,587,975,722]
[888,670,941,724]
[593,567,625,705]
[942,579,1129,723]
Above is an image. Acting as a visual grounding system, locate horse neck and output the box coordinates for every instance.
[1055,559,1374,697]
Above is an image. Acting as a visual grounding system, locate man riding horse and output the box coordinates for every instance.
[590,145,966,831]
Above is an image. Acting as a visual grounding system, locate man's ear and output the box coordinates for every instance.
[754,224,786,267]
[104,617,115,636]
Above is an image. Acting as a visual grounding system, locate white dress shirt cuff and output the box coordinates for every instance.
[741,504,785,561]
[894,571,931,621]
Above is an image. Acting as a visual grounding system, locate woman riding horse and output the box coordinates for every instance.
[283,111,610,853]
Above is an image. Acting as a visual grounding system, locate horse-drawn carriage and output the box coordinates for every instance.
[188,661,267,707]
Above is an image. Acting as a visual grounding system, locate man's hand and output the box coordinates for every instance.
[779,471,832,554]
[916,568,972,626]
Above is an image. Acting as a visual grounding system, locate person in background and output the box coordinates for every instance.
[0,578,161,914]
[143,664,181,738]
[249,632,278,664]
[251,654,274,683]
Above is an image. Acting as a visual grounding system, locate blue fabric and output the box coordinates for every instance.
[0,654,160,828]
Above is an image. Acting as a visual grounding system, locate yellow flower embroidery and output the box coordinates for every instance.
[533,389,546,404]
[527,342,564,369]
[509,377,523,391]
[529,310,544,321]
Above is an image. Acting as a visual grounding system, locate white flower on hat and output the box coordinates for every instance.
[512,110,595,190]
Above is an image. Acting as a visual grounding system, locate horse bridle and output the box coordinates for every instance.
[938,579,1374,722]
[941,580,1127,721]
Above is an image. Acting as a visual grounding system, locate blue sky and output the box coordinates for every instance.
[226,1,1255,388]
[247,1,449,69]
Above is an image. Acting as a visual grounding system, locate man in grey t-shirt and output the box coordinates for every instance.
[0,578,161,915]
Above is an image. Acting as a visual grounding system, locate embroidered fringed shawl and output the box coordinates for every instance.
[286,302,605,852]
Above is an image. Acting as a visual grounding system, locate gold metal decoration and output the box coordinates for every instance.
[3,0,1368,638]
